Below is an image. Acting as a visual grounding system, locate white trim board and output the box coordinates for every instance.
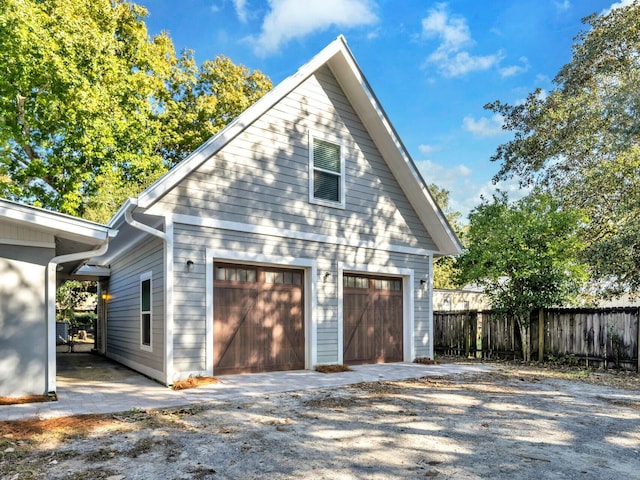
[337,262,415,364]
[172,213,435,257]
[205,248,318,375]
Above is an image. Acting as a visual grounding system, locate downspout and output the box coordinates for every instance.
[46,241,110,394]
[123,200,174,386]
[124,200,168,242]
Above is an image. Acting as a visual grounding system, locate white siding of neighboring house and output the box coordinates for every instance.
[0,222,55,396]
[105,236,165,382]
[143,66,437,376]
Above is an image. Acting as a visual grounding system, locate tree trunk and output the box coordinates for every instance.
[516,317,531,362]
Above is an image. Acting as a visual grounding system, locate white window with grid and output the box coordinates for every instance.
[309,131,345,208]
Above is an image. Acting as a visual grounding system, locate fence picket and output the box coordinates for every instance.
[434,307,639,371]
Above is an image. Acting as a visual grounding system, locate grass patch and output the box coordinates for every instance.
[172,376,219,390]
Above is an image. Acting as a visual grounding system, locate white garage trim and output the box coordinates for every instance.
[337,262,415,364]
[205,248,318,374]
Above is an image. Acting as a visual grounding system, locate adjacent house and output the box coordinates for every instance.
[0,199,115,397]
[90,36,461,385]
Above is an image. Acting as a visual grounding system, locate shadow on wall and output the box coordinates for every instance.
[0,257,48,396]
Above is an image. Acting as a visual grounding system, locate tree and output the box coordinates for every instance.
[56,280,90,324]
[455,191,587,361]
[0,0,271,222]
[485,2,640,296]
[428,184,464,289]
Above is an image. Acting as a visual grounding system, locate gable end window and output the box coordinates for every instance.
[309,133,345,208]
[140,271,152,351]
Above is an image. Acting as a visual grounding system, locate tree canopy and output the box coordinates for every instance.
[428,184,465,289]
[0,0,271,222]
[456,191,587,361]
[485,1,640,296]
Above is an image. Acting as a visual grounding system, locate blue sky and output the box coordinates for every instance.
[137,0,631,220]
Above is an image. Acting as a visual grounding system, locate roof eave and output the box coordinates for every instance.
[0,198,113,244]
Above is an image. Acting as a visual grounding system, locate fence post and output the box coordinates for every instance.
[476,311,483,359]
[465,313,471,358]
[538,308,545,362]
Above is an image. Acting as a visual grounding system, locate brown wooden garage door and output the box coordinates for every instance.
[343,273,403,365]
[213,263,305,375]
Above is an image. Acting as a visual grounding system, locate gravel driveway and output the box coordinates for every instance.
[2,367,639,479]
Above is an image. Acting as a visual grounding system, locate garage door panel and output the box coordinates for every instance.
[214,286,261,373]
[375,293,403,362]
[214,264,304,375]
[344,290,376,364]
[344,274,403,365]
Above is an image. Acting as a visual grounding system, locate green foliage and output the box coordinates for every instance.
[56,280,88,323]
[428,184,465,289]
[456,191,588,360]
[485,2,640,297]
[0,0,271,222]
[74,311,97,326]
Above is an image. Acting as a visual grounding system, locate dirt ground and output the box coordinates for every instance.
[1,364,639,480]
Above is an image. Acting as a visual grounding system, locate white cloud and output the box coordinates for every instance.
[418,144,440,154]
[499,56,529,78]
[417,159,531,220]
[234,0,248,22]
[430,50,504,78]
[604,0,634,14]
[555,0,571,12]
[248,0,378,56]
[421,5,472,52]
[462,114,505,137]
[421,4,502,77]
[416,160,471,190]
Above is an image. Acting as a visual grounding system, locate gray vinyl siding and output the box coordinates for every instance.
[106,236,165,379]
[0,245,53,396]
[172,224,431,369]
[156,65,436,252]
[0,222,53,246]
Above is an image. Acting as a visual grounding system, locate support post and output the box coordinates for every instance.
[476,311,483,359]
[538,308,545,363]
[465,313,471,358]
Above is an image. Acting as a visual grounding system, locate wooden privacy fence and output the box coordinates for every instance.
[434,307,640,371]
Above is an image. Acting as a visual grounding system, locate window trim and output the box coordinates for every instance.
[308,130,346,209]
[140,271,153,352]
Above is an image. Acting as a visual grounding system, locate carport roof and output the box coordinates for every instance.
[0,198,117,276]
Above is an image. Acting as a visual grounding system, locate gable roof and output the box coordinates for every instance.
[117,36,461,256]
